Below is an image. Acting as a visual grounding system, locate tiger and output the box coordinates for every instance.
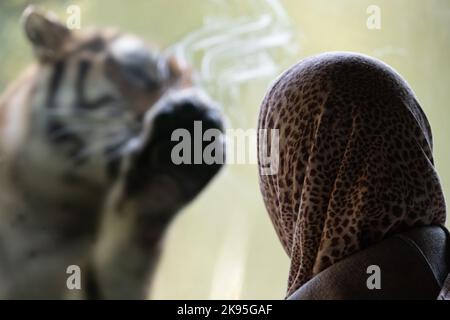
[0,6,224,299]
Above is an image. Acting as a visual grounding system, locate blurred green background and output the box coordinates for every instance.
[0,0,449,299]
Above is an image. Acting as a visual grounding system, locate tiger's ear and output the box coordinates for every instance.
[22,6,71,61]
[166,53,193,87]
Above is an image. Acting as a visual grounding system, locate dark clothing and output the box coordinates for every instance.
[288,226,450,300]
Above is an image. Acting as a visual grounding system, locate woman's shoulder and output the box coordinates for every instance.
[288,225,450,300]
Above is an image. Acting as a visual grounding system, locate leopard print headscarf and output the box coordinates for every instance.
[257,52,446,297]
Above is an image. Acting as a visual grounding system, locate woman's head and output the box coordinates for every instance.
[257,52,446,296]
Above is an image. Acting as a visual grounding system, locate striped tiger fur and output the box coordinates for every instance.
[0,6,224,299]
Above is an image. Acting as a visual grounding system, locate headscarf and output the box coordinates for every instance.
[257,52,446,296]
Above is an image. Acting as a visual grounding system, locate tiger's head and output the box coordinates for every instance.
[17,6,224,213]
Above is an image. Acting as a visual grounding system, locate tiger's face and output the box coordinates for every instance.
[17,7,224,212]
[30,31,182,176]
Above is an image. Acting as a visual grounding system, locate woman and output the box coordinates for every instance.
[257,52,450,299]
